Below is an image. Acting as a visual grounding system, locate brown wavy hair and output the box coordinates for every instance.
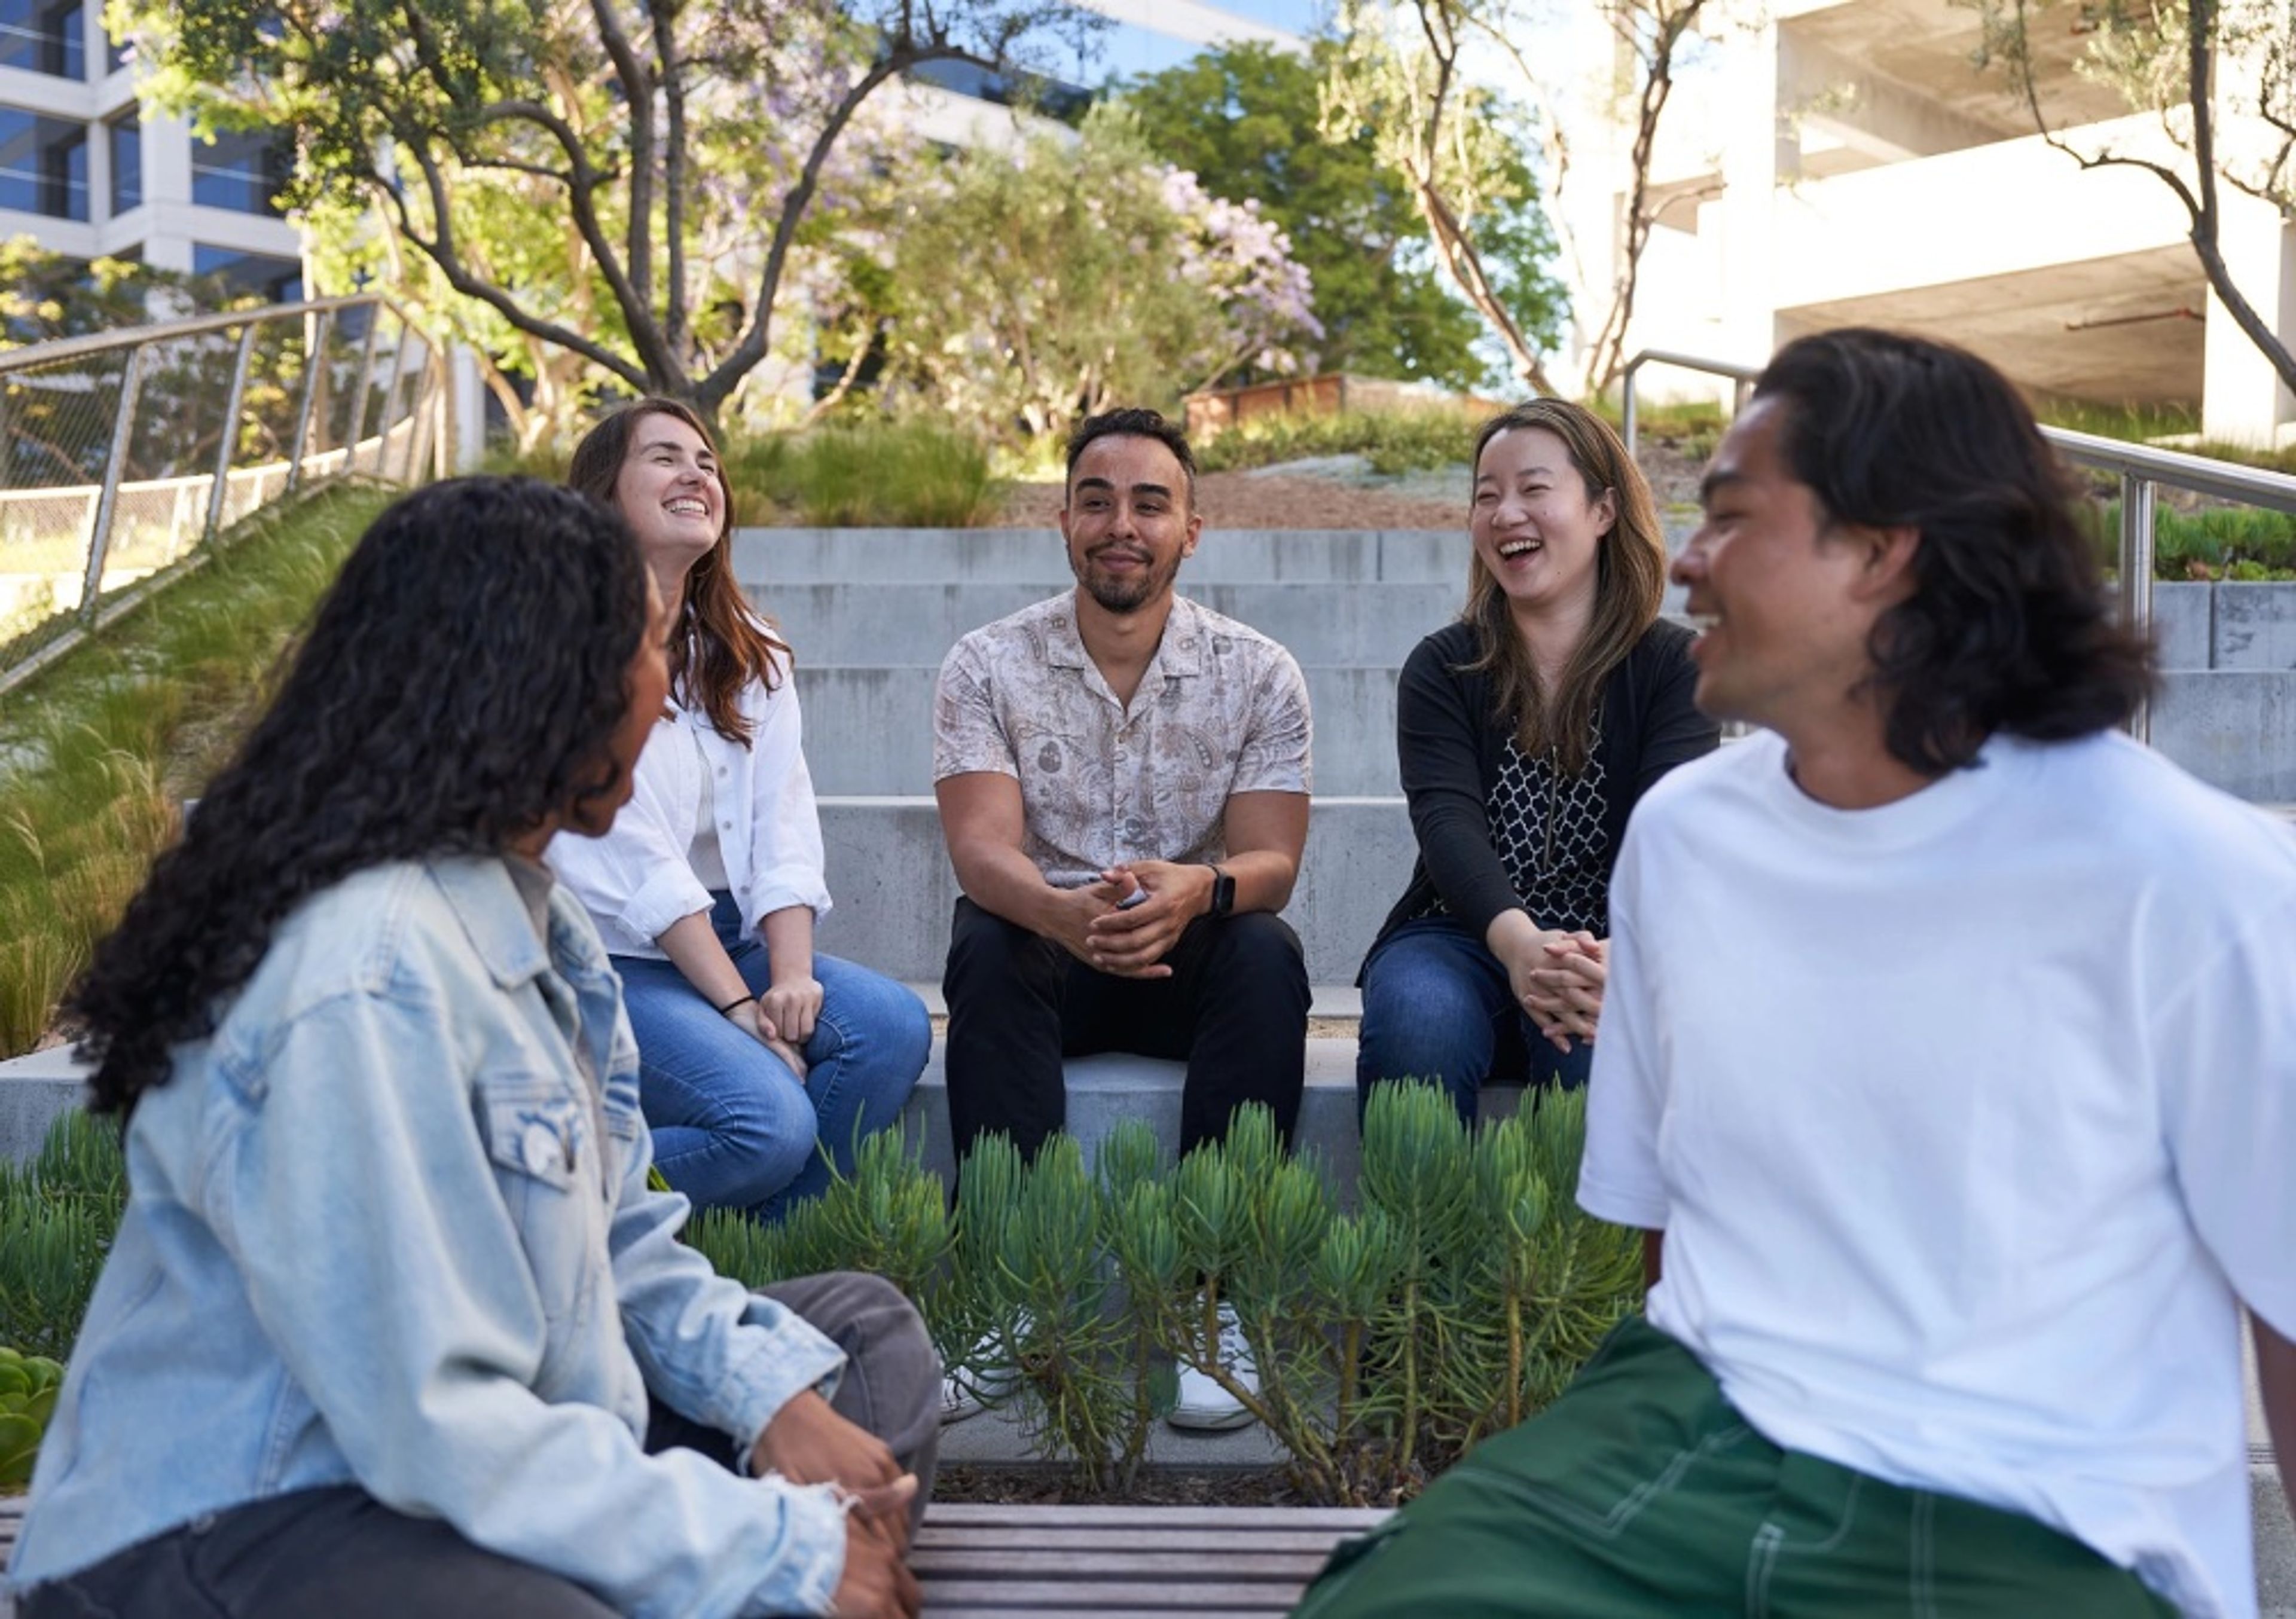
[567,398,790,746]
[1460,399,1669,774]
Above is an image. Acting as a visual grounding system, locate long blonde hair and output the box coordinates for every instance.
[1460,399,1668,775]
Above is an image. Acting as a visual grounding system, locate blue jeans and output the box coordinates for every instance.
[1356,914,1592,1126]
[613,892,929,1220]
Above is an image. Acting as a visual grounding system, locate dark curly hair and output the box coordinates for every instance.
[1752,329,2155,775]
[68,477,652,1117]
[1065,407,1198,512]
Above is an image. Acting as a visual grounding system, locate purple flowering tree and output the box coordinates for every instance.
[118,0,1094,424]
[871,107,1323,442]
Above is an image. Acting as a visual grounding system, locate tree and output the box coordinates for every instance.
[1121,41,1540,392]
[1329,0,1712,396]
[868,107,1321,442]
[1322,0,1569,396]
[112,0,1091,424]
[1974,0,2296,397]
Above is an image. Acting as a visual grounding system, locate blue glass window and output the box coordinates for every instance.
[108,109,139,213]
[190,126,291,215]
[0,109,89,219]
[193,243,304,304]
[0,0,84,78]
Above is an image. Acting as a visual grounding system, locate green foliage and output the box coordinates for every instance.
[1120,42,1495,392]
[2083,497,2296,581]
[1194,407,1480,479]
[0,1113,127,1368]
[711,1093,1642,1504]
[0,237,254,351]
[111,0,1085,421]
[0,1345,66,1489]
[866,106,1320,444]
[735,423,1002,529]
[1321,0,1571,393]
[0,487,386,1056]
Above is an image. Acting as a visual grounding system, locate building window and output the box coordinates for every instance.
[0,109,90,220]
[107,108,139,214]
[193,243,303,305]
[190,126,291,215]
[0,0,85,79]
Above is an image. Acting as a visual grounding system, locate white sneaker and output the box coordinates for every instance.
[940,1372,984,1424]
[939,1319,1027,1425]
[1167,1300,1258,1432]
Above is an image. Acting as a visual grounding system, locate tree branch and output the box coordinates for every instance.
[699,48,935,410]
[592,0,657,319]
[379,141,651,391]
[650,0,691,359]
[476,99,685,389]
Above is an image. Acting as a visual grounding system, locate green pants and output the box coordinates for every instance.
[1292,1316,2175,1618]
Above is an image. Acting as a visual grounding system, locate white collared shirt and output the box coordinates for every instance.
[548,649,830,957]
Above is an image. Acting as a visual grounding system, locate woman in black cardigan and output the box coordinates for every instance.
[1358,399,1718,1122]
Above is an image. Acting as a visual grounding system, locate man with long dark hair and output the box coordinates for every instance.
[1293,330,2294,1617]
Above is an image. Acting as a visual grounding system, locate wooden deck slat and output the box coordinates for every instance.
[914,1526,1363,1553]
[918,1578,1311,1608]
[924,1503,1387,1530]
[915,1548,1331,1578]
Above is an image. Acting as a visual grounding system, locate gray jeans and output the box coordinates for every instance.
[22,1272,940,1619]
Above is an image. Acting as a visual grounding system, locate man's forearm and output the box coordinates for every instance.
[2257,1312,2296,1531]
[1223,848,1297,915]
[949,840,1069,937]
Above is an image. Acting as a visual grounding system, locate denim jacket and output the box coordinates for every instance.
[8,856,851,1616]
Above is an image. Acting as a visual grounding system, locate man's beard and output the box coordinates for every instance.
[1078,546,1178,614]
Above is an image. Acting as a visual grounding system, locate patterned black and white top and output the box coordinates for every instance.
[1368,619,1717,967]
[1423,727,1611,936]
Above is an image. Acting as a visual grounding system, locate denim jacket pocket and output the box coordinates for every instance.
[477,1074,601,1339]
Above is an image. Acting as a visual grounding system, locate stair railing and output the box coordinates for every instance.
[0,295,448,699]
[1621,347,2296,743]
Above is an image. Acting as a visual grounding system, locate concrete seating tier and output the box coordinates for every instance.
[817,797,1412,986]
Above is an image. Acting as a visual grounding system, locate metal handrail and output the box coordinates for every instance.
[1,292,447,698]
[1619,346,2296,744]
[0,294,386,377]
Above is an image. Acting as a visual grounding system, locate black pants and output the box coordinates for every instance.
[941,896,1311,1164]
[20,1272,939,1619]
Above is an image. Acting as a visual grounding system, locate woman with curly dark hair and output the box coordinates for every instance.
[552,399,928,1222]
[1355,399,1717,1124]
[10,478,932,1619]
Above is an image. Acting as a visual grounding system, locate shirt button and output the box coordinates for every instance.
[718,766,728,778]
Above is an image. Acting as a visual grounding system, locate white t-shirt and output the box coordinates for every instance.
[1578,728,2296,1618]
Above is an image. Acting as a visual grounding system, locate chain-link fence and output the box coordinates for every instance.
[0,295,444,695]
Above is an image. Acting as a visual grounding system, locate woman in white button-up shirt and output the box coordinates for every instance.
[549,399,929,1219]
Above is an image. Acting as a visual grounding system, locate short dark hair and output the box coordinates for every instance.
[1752,328,2154,775]
[1065,408,1198,511]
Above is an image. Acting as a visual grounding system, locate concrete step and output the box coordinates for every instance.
[756,581,1467,669]
[795,664,1405,797]
[732,527,1464,586]
[817,796,1413,986]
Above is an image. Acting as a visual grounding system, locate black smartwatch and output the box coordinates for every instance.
[1205,863,1236,919]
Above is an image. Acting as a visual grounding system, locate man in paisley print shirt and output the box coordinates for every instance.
[932,408,1314,1430]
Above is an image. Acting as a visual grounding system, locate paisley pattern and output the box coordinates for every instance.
[933,592,1312,887]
